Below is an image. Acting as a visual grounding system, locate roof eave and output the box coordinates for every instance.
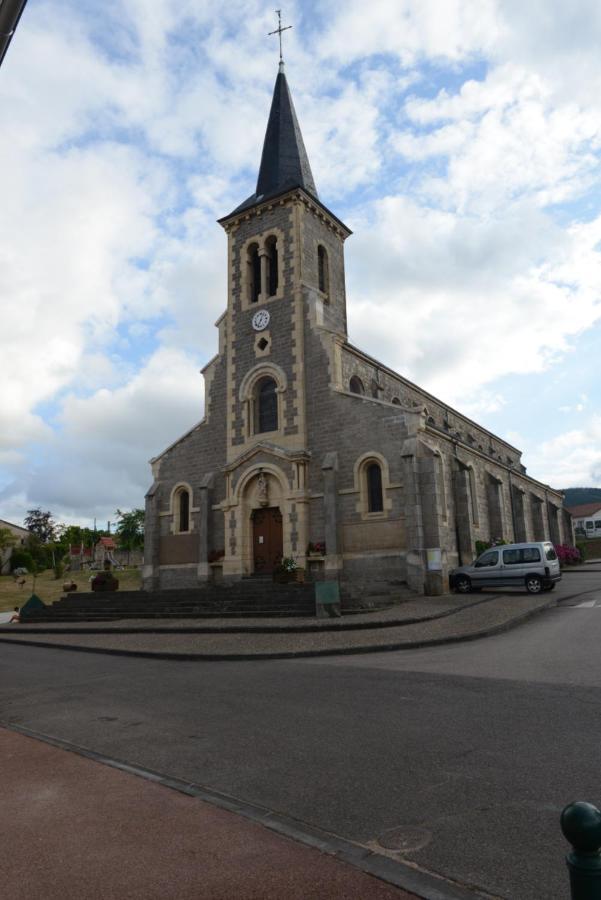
[217,186,352,237]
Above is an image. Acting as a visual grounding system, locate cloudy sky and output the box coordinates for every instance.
[2,0,601,528]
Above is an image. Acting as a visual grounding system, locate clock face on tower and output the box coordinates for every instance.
[252,309,270,331]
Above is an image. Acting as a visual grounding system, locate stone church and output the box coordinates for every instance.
[143,61,569,601]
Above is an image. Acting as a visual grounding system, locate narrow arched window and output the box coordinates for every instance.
[318,244,329,296]
[349,376,364,395]
[248,243,261,303]
[367,463,383,513]
[391,397,401,406]
[177,489,190,532]
[266,235,278,297]
[256,376,278,433]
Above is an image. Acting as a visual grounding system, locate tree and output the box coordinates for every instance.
[115,509,144,564]
[24,508,57,543]
[24,534,52,571]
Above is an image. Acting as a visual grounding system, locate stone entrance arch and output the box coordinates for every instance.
[232,463,291,576]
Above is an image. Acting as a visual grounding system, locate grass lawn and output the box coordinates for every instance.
[0,567,142,613]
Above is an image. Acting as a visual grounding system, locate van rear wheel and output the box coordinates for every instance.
[455,575,472,594]
[525,575,542,594]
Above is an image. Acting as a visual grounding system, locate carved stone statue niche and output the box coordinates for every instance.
[257,471,269,507]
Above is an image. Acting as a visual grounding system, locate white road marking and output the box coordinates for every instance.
[572,600,597,608]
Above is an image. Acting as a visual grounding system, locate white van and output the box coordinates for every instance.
[450,542,561,594]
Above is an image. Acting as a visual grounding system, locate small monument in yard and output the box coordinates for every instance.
[91,561,119,593]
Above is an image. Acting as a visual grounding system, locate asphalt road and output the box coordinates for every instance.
[1,570,600,899]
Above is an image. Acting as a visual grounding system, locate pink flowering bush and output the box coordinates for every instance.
[554,544,581,566]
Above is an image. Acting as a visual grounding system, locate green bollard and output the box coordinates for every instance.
[561,802,601,899]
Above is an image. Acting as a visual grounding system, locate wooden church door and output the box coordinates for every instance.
[252,507,283,574]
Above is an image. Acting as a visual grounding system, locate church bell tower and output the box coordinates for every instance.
[214,57,352,576]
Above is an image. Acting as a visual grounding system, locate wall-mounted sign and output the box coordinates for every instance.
[427,548,442,571]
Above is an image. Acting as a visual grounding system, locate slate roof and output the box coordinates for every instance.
[69,544,93,557]
[229,62,318,216]
[566,503,601,518]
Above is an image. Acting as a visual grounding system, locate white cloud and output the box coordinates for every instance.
[3,0,601,526]
[522,416,601,487]
[1,348,204,521]
[314,0,501,65]
[346,196,601,403]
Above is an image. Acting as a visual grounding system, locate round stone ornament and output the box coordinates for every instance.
[252,309,270,331]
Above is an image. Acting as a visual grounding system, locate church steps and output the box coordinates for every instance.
[22,584,318,622]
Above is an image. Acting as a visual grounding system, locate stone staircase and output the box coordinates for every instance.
[22,578,317,622]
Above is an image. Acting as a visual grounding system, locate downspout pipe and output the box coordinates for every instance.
[508,469,518,543]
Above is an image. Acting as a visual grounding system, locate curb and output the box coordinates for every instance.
[0,594,560,662]
[2,722,494,900]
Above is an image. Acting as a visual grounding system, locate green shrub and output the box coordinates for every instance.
[10,550,34,572]
[475,540,491,556]
[576,541,587,562]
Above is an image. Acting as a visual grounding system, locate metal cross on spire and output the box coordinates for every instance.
[268,10,292,62]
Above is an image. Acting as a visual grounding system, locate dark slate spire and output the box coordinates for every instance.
[231,63,318,215]
[256,61,317,200]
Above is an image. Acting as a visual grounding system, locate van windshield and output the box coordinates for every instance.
[476,550,499,567]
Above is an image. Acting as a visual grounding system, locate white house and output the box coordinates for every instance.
[567,503,601,538]
[0,518,30,574]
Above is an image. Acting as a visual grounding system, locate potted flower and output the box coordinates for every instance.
[208,549,225,564]
[307,542,326,557]
[273,557,305,584]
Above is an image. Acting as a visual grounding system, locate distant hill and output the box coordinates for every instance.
[562,487,601,507]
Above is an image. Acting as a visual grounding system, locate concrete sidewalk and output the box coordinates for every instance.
[1,726,427,900]
[1,567,598,661]
[0,590,574,661]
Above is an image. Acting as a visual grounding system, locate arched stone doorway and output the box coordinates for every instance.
[231,464,290,576]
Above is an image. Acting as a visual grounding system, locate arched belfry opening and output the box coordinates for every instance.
[248,243,261,303]
[266,235,278,296]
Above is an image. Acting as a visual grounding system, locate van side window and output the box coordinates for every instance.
[503,549,520,565]
[476,550,498,567]
[504,548,541,564]
[545,547,558,561]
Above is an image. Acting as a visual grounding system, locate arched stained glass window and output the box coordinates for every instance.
[257,377,278,433]
[367,463,383,513]
[178,489,189,532]
[318,244,329,296]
